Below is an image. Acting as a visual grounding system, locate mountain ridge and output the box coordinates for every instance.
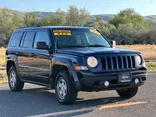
[33,12,156,22]
[2,9,156,22]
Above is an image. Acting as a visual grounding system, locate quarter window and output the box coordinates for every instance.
[10,32,23,47]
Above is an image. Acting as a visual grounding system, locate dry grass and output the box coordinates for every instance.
[146,62,156,71]
[117,45,156,61]
[0,48,6,65]
[0,48,6,82]
[0,69,7,83]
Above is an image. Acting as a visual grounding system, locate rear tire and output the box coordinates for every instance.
[55,70,78,105]
[8,66,24,91]
[116,87,138,98]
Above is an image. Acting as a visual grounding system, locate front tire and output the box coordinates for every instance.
[8,66,24,91]
[55,71,78,105]
[117,87,138,98]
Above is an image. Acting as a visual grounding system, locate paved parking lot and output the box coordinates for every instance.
[0,72,156,117]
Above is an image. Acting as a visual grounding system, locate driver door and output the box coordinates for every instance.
[28,30,51,85]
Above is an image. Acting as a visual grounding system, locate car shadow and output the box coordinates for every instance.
[0,85,126,117]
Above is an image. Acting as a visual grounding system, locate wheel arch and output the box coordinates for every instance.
[51,64,68,88]
[6,54,19,75]
[6,60,16,75]
[50,57,81,90]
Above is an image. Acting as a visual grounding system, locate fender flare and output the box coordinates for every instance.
[6,55,19,73]
[50,57,82,91]
[51,57,79,82]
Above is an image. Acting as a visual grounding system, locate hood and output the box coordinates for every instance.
[57,47,140,56]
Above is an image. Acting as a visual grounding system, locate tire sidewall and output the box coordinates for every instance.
[55,71,77,104]
[55,72,69,103]
[117,87,138,98]
[8,66,24,91]
[8,66,18,90]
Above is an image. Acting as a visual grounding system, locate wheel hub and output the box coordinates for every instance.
[57,77,67,99]
[9,70,16,88]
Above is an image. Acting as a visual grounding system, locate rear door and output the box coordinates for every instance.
[18,31,36,79]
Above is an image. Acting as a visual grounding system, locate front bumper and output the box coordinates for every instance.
[78,70,147,91]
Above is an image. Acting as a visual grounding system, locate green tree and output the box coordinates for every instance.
[108,23,137,44]
[109,8,145,28]
[39,17,51,26]
[145,20,156,30]
[66,5,90,26]
[39,9,66,26]
[0,8,23,44]
[118,23,136,44]
[135,30,156,44]
[0,8,13,40]
[23,12,38,26]
[10,13,23,32]
[86,17,116,38]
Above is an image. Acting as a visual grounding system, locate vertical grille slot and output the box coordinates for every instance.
[101,57,106,69]
[112,57,117,69]
[123,56,127,68]
[127,56,131,68]
[118,57,122,69]
[107,57,111,69]
[132,56,135,68]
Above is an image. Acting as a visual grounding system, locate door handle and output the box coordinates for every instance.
[29,53,34,57]
[16,52,20,55]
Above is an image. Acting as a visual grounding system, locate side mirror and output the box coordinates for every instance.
[36,42,49,50]
[110,40,116,47]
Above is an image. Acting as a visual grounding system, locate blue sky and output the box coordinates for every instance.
[0,0,156,16]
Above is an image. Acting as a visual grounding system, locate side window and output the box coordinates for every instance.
[10,32,23,47]
[33,31,50,49]
[23,31,35,48]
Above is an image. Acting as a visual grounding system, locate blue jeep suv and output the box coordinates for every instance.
[6,26,147,104]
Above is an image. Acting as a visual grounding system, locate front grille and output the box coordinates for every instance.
[101,55,136,70]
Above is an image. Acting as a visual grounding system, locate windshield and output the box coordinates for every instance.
[53,28,111,48]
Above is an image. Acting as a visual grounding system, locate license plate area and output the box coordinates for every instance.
[118,72,131,83]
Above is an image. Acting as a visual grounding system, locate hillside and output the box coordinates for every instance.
[91,14,114,22]
[1,9,156,22]
[144,15,156,21]
[26,12,156,22]
[35,11,52,18]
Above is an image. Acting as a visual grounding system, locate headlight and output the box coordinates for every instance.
[135,55,142,67]
[87,56,98,68]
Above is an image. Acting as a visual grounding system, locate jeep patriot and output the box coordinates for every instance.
[6,26,147,104]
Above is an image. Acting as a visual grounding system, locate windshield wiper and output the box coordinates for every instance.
[58,44,108,48]
[58,45,86,48]
[86,44,107,47]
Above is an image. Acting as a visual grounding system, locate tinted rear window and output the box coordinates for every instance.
[10,32,23,47]
[23,32,35,48]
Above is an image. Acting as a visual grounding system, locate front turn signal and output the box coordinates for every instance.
[75,66,88,71]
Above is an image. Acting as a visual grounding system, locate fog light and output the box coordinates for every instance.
[104,81,109,87]
[134,78,139,84]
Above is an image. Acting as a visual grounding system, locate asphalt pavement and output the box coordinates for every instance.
[0,72,156,117]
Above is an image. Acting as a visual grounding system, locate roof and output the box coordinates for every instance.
[16,26,95,31]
